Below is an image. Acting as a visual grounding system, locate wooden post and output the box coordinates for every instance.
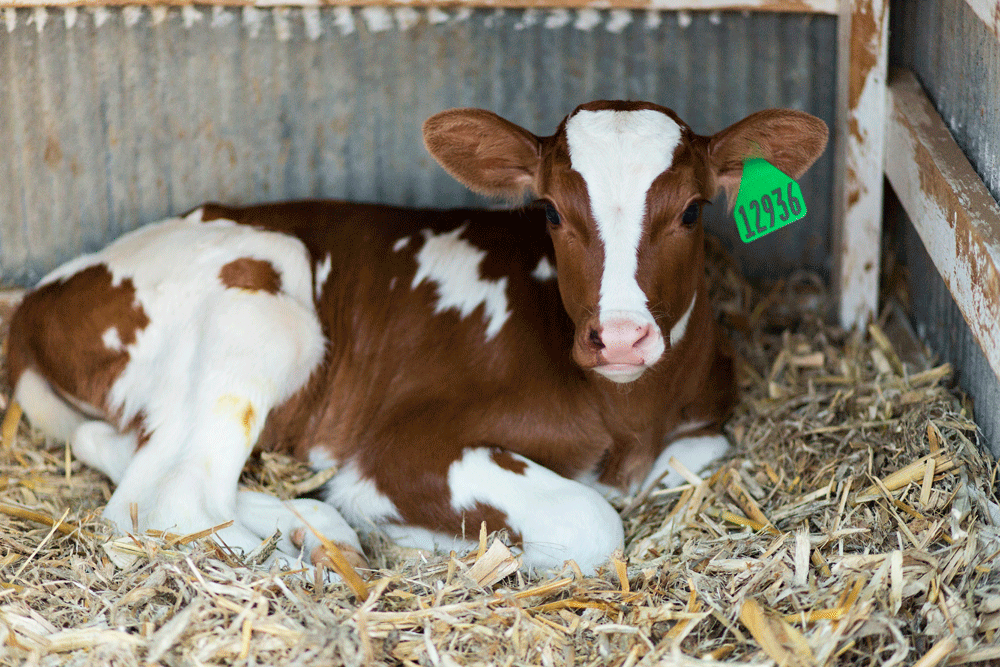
[833,0,889,330]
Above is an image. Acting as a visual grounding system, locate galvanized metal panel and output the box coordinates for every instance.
[0,7,836,284]
[888,193,1000,457]
[890,0,1000,205]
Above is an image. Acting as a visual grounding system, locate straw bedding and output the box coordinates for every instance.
[1,239,998,666]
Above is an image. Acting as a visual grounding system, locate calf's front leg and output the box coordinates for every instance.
[325,445,624,574]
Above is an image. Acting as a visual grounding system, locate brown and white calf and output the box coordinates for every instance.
[7,101,827,574]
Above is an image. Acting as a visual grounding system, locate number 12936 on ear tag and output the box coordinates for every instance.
[734,158,807,243]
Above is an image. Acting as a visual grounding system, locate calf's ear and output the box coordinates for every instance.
[423,109,541,199]
[708,109,828,208]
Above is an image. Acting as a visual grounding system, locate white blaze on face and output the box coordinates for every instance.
[565,109,682,319]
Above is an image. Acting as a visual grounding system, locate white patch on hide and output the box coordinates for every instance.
[531,256,557,281]
[447,448,623,574]
[641,434,731,492]
[411,226,510,340]
[670,290,697,348]
[314,253,333,298]
[322,460,402,529]
[102,326,125,352]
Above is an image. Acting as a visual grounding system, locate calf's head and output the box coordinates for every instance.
[424,101,827,383]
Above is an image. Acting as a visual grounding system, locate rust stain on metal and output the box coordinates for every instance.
[43,136,62,169]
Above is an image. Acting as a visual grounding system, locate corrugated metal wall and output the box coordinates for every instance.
[885,191,1000,456]
[0,7,837,285]
[889,0,1000,457]
[891,0,1000,204]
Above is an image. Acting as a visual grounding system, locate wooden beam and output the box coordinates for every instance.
[963,0,1000,43]
[0,0,836,11]
[832,0,889,329]
[884,69,1000,386]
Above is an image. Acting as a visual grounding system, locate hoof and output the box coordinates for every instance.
[310,543,369,571]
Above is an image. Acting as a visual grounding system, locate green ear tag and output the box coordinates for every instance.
[734,158,807,243]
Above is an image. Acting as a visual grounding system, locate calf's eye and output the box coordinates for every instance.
[544,202,561,227]
[681,201,703,225]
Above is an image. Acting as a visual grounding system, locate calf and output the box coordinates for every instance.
[6,101,827,574]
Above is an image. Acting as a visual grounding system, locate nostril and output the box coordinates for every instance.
[588,328,605,350]
[633,325,651,349]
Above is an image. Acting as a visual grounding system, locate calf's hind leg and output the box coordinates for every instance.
[11,369,137,485]
[101,289,325,557]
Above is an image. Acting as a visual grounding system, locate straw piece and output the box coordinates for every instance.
[868,323,905,376]
[810,549,832,578]
[927,421,943,453]
[175,520,235,545]
[611,553,629,594]
[707,508,770,532]
[1,401,21,451]
[465,539,520,588]
[794,530,810,587]
[477,520,488,561]
[911,636,957,667]
[529,599,619,614]
[856,452,956,500]
[949,645,1000,664]
[790,352,825,368]
[907,363,953,387]
[739,599,814,667]
[284,502,369,601]
[920,456,937,508]
[669,456,704,486]
[146,601,203,663]
[289,465,338,496]
[726,472,779,535]
[889,550,903,614]
[513,577,574,600]
[0,501,94,539]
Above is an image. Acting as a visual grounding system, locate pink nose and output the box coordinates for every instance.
[593,318,657,365]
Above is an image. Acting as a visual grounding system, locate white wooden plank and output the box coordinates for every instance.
[833,0,889,329]
[884,69,1000,386]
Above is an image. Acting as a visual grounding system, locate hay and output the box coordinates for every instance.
[2,243,999,666]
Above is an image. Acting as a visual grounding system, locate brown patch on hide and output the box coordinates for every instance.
[491,448,527,475]
[219,258,282,294]
[7,264,150,434]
